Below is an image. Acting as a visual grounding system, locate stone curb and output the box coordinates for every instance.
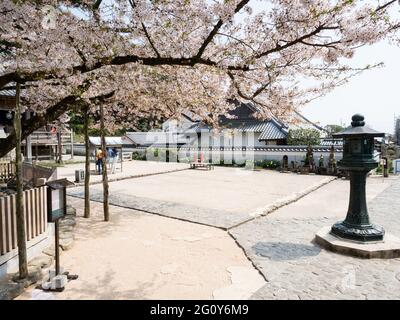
[253,177,336,218]
[227,177,337,230]
[71,167,190,188]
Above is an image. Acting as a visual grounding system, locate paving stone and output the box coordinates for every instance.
[68,187,249,229]
[28,255,53,269]
[0,279,25,300]
[66,206,76,216]
[231,178,400,300]
[60,237,74,251]
[59,217,76,227]
[42,245,63,257]
[11,266,42,289]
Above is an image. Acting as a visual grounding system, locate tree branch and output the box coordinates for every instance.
[141,22,161,58]
[255,25,339,59]
[194,0,250,61]
[0,55,249,89]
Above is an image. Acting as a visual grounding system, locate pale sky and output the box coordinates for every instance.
[75,1,399,134]
[247,1,400,135]
[302,40,400,135]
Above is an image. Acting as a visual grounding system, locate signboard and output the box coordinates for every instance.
[395,160,400,175]
[46,179,73,222]
[49,188,65,221]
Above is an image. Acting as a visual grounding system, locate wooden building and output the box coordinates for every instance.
[0,87,73,161]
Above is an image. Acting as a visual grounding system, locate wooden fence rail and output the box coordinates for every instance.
[0,186,47,257]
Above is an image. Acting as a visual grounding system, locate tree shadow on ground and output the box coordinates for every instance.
[66,196,144,242]
[252,242,321,261]
[55,268,161,300]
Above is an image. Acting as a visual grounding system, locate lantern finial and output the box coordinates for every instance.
[351,114,365,127]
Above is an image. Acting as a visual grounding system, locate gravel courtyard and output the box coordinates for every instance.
[68,166,332,229]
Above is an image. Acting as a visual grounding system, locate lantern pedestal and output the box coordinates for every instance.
[331,170,384,242]
[314,114,400,258]
[331,221,384,242]
[315,227,400,259]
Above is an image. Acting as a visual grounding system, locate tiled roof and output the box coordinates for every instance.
[89,136,124,146]
[0,89,16,96]
[258,121,288,140]
[183,119,288,141]
[176,145,343,152]
[320,139,343,146]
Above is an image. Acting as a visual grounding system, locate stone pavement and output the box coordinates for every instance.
[230,176,400,300]
[67,167,332,229]
[67,188,248,229]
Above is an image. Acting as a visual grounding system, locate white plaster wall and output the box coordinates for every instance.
[0,223,53,278]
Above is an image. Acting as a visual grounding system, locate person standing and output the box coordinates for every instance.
[96,148,103,174]
[110,147,118,174]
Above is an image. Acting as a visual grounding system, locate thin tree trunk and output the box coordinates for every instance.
[99,104,109,221]
[14,82,28,279]
[57,129,62,164]
[84,105,90,218]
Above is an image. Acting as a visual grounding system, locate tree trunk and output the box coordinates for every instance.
[84,105,90,218]
[14,83,28,279]
[56,129,63,164]
[99,104,109,221]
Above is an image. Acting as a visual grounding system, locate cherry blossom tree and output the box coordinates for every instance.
[1,0,399,278]
[1,0,399,160]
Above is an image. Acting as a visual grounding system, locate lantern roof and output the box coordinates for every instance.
[46,178,74,189]
[333,114,384,138]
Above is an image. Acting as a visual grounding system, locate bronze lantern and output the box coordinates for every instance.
[331,114,385,242]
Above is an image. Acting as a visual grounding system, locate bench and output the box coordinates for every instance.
[190,162,214,170]
[122,152,132,161]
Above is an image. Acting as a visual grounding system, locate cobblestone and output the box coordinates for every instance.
[230,177,400,300]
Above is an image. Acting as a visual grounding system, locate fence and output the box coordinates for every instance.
[131,145,344,167]
[0,186,47,257]
[22,130,72,146]
[0,162,14,183]
[22,162,57,186]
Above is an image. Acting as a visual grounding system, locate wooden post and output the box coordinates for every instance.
[14,83,28,279]
[25,110,32,163]
[70,128,74,160]
[99,104,109,221]
[84,106,90,218]
[55,219,60,275]
[57,128,62,164]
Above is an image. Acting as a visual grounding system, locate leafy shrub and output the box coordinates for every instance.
[287,128,321,146]
[245,160,254,169]
[266,160,281,169]
[255,159,281,169]
[132,151,146,161]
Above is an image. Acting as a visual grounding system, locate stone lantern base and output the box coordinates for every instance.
[315,226,400,259]
[331,221,385,242]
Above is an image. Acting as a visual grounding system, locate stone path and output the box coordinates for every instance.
[67,188,249,229]
[67,168,333,229]
[229,177,400,300]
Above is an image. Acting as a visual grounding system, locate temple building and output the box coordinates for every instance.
[0,86,73,161]
[127,101,325,148]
